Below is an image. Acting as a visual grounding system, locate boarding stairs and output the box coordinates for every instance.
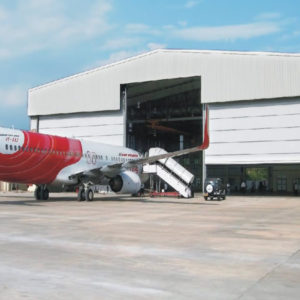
[143,148,194,198]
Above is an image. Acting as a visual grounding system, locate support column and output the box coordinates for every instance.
[202,103,206,193]
[121,85,127,147]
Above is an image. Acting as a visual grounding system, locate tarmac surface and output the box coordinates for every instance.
[0,192,299,300]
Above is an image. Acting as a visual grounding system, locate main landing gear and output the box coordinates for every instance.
[34,185,49,200]
[77,185,94,201]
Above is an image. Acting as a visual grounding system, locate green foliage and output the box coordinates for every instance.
[246,168,268,181]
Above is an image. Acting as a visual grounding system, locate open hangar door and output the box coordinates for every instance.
[124,76,204,191]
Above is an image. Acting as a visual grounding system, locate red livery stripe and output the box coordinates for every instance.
[0,131,82,184]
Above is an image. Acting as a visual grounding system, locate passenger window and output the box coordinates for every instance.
[14,145,17,151]
[10,145,13,150]
[18,146,21,150]
[5,144,8,150]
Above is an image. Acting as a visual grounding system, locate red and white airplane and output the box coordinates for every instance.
[0,107,209,201]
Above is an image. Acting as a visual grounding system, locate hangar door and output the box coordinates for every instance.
[35,111,124,146]
[205,98,300,165]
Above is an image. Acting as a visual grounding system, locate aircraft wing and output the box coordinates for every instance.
[68,164,123,182]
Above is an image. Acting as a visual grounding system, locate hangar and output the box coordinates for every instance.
[28,49,300,194]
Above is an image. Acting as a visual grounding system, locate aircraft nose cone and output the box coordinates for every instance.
[0,129,9,154]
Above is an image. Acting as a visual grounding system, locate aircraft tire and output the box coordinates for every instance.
[43,188,49,200]
[34,187,41,200]
[77,187,85,201]
[85,188,94,201]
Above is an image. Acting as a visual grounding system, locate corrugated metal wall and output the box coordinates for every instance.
[205,98,300,165]
[28,50,300,116]
[37,111,124,145]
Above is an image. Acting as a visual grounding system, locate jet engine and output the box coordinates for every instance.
[109,171,141,194]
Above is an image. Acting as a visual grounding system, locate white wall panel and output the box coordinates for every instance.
[38,111,124,146]
[205,98,300,164]
[30,117,38,131]
[212,127,300,143]
[212,114,300,131]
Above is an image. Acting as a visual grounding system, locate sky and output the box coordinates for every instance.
[0,0,299,129]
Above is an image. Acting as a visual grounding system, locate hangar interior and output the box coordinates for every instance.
[207,164,300,194]
[125,77,204,191]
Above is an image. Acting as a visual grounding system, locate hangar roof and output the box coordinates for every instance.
[28,49,300,116]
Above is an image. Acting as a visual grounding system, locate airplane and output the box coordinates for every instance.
[0,107,209,201]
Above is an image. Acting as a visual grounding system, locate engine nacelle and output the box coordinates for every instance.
[109,171,141,194]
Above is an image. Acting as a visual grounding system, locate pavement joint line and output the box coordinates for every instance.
[235,248,300,300]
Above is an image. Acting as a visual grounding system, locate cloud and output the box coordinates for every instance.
[178,21,188,27]
[278,30,300,41]
[100,37,141,50]
[0,6,7,21]
[88,50,142,68]
[125,23,160,35]
[185,1,201,8]
[256,12,281,20]
[147,43,167,50]
[0,85,28,108]
[0,0,113,59]
[125,23,150,33]
[173,22,281,41]
[89,42,167,69]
